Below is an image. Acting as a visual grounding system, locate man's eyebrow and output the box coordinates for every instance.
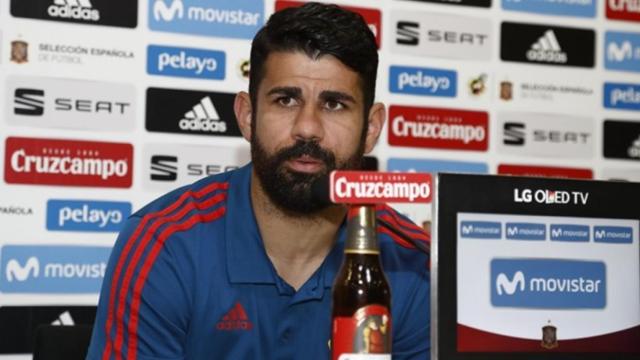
[319,90,356,104]
[266,86,302,98]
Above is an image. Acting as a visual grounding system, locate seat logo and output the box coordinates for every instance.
[14,89,44,116]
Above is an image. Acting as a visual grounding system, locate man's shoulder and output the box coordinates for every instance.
[132,169,237,219]
[375,204,430,267]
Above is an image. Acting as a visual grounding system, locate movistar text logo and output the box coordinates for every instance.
[491,259,606,309]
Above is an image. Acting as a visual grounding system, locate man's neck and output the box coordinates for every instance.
[250,171,346,291]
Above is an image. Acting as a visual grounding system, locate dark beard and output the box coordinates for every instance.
[251,136,364,215]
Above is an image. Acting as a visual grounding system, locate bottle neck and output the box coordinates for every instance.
[344,205,379,254]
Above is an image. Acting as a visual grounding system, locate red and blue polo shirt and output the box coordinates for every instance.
[87,163,430,359]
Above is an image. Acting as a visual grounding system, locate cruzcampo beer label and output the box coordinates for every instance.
[332,305,392,360]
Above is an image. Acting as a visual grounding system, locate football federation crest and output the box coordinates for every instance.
[500,80,513,101]
[11,40,28,64]
[541,321,558,349]
[469,74,487,96]
[238,59,250,80]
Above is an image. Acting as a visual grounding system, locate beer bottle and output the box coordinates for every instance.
[331,205,392,360]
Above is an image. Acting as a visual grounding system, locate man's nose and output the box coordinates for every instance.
[291,103,325,142]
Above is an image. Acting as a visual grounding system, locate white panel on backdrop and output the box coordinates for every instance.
[6,75,136,131]
[143,142,250,192]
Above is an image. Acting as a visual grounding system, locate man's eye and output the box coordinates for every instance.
[324,100,345,111]
[277,97,298,107]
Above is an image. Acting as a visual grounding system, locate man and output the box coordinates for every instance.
[87,3,430,359]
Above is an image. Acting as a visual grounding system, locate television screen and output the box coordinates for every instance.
[432,173,640,360]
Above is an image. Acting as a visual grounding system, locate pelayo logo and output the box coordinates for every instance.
[502,0,596,18]
[491,258,606,309]
[0,245,110,293]
[389,65,456,97]
[10,0,137,28]
[604,82,640,111]
[388,105,489,151]
[46,199,131,232]
[149,0,263,39]
[147,45,225,80]
[605,31,640,73]
[4,137,133,188]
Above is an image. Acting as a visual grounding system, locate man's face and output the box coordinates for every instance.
[250,51,368,214]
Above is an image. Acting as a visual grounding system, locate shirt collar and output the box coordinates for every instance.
[224,163,348,288]
[225,163,276,284]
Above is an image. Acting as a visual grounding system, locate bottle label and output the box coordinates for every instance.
[332,304,392,360]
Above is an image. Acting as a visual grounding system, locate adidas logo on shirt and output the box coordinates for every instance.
[48,0,101,21]
[216,302,253,331]
[179,96,228,133]
[526,30,567,64]
[51,311,75,326]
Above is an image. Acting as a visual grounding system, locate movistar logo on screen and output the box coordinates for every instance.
[491,258,606,309]
[460,221,501,239]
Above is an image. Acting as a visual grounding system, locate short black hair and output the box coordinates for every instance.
[249,2,378,114]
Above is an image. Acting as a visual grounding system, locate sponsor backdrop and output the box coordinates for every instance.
[1,0,640,358]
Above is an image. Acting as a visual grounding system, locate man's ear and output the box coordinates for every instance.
[234,91,253,142]
[364,102,385,154]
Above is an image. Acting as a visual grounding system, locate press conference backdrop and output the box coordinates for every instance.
[0,0,639,358]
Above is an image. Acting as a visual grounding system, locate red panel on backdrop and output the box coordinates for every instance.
[606,1,640,22]
[4,137,133,188]
[275,0,382,48]
[388,105,489,151]
[457,324,640,353]
[498,164,593,179]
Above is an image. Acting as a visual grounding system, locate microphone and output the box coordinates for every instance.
[311,173,431,256]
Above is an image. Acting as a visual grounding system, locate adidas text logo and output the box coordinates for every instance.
[526,30,567,64]
[628,135,640,158]
[216,302,253,331]
[48,0,100,22]
[52,311,75,326]
[179,96,227,133]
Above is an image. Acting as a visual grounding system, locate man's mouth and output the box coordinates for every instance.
[285,155,325,173]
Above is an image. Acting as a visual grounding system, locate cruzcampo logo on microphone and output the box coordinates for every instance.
[329,171,432,204]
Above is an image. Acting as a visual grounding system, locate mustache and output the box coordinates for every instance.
[275,140,336,167]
